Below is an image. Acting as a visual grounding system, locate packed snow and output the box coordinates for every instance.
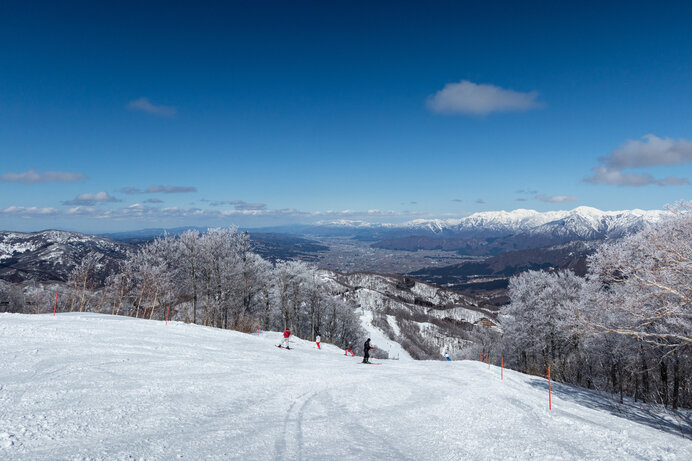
[1,313,689,460]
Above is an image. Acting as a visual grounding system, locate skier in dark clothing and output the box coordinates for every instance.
[363,338,373,363]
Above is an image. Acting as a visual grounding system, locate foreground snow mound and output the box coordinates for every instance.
[1,313,689,460]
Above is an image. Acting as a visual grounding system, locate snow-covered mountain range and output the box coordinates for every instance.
[319,206,668,238]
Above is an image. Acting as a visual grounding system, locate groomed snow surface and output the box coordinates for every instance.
[1,314,690,460]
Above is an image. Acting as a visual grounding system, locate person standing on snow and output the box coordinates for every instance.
[278,327,291,349]
[315,334,321,350]
[363,338,373,363]
[344,343,354,356]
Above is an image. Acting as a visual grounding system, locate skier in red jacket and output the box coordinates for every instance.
[278,328,291,349]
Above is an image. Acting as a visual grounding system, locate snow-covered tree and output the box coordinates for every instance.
[582,202,691,351]
[501,269,583,375]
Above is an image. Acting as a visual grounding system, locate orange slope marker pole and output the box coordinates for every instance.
[166,307,170,325]
[548,366,552,410]
[258,320,261,336]
[54,292,58,316]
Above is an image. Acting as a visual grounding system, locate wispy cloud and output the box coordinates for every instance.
[143,198,163,204]
[121,185,197,194]
[126,97,177,117]
[64,191,120,206]
[146,185,196,193]
[475,199,486,204]
[451,199,463,202]
[535,194,578,203]
[426,80,544,116]
[586,167,688,187]
[231,200,267,211]
[0,168,86,184]
[585,134,692,186]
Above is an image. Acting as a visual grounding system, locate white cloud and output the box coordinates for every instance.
[66,206,97,215]
[0,168,86,184]
[426,80,543,116]
[585,135,692,186]
[535,194,578,203]
[64,191,120,206]
[0,206,58,216]
[604,134,692,169]
[126,97,177,117]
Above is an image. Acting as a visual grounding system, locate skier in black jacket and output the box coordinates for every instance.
[363,338,372,363]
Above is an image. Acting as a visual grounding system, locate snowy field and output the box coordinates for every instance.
[1,314,690,460]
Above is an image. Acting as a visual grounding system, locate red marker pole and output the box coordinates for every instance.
[54,292,57,316]
[258,320,261,336]
[501,355,503,380]
[548,366,552,410]
[166,307,170,325]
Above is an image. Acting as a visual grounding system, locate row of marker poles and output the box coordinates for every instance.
[479,352,550,410]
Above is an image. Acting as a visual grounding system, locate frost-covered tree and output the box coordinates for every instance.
[501,270,583,375]
[580,202,692,408]
[583,202,691,351]
[67,253,100,313]
[177,230,202,324]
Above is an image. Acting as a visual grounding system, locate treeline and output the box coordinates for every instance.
[469,202,691,409]
[1,228,363,347]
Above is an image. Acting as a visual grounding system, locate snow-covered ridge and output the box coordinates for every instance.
[317,206,669,235]
[0,229,132,282]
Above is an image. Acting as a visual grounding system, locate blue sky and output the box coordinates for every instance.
[1,1,691,232]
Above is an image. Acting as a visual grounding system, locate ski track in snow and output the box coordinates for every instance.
[0,313,690,461]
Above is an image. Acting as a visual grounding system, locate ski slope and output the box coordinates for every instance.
[1,313,689,460]
[359,309,413,361]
